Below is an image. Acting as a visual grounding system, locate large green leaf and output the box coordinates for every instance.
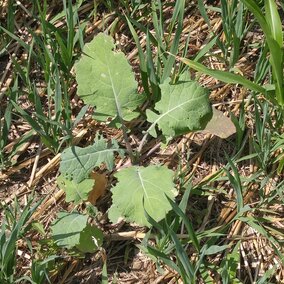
[108,165,177,226]
[146,74,212,138]
[57,175,94,204]
[51,212,88,249]
[75,33,145,121]
[59,136,123,183]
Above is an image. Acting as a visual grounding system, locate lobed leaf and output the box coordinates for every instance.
[75,33,145,121]
[146,74,212,138]
[203,244,230,255]
[57,175,94,204]
[59,136,123,183]
[108,165,177,227]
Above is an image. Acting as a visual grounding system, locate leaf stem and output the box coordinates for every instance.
[137,122,157,154]
[120,121,136,164]
[137,131,149,154]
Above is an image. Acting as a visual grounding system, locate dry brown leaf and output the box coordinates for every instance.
[202,107,236,139]
[88,172,107,205]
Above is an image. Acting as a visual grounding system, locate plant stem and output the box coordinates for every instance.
[137,131,149,154]
[137,122,157,154]
[120,121,136,164]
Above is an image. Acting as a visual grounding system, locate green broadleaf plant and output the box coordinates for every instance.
[59,135,123,183]
[108,165,178,227]
[74,32,145,121]
[57,33,212,232]
[146,73,212,138]
[57,175,94,204]
[51,211,103,253]
[76,224,104,253]
[51,212,88,249]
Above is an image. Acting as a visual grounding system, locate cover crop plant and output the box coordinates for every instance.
[53,32,212,250]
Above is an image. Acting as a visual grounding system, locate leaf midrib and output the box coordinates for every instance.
[148,93,205,133]
[103,47,124,120]
[64,147,120,161]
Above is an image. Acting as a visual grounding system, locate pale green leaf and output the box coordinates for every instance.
[51,212,87,249]
[57,175,94,204]
[146,75,212,138]
[108,165,177,226]
[59,136,123,183]
[76,224,104,253]
[75,33,145,121]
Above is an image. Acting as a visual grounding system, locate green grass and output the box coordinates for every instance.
[1,0,87,154]
[0,198,47,284]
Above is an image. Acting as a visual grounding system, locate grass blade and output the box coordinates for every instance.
[179,57,266,94]
[265,0,283,47]
[162,0,185,82]
[224,153,244,213]
[240,0,284,104]
[167,224,195,282]
[125,15,150,96]
[166,196,200,252]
